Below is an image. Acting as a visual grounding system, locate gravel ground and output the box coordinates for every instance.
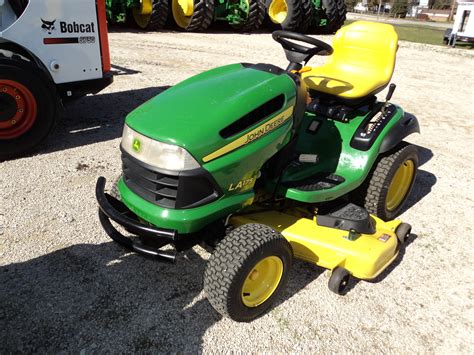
[1,30,473,353]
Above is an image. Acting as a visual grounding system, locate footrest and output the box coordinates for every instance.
[316,203,376,235]
[285,173,345,191]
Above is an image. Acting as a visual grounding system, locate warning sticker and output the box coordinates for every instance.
[378,234,391,243]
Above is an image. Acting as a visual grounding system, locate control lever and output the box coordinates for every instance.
[382,83,396,115]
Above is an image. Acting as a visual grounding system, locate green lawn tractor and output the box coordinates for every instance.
[106,0,169,30]
[171,0,266,32]
[267,0,346,33]
[96,21,420,322]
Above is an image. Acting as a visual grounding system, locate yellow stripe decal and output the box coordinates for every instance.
[203,106,294,163]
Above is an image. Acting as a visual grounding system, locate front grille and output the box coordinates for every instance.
[122,151,220,209]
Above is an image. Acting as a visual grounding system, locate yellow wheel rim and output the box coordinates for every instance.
[132,0,153,29]
[386,159,415,211]
[172,0,194,29]
[268,0,288,24]
[242,256,283,308]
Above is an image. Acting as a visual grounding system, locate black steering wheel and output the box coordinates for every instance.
[272,31,333,70]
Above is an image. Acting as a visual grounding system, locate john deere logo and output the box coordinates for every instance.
[132,138,141,153]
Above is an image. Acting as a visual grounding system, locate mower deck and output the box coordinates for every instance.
[230,209,401,280]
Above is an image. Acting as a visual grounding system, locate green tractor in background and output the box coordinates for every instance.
[267,0,346,33]
[106,0,169,30]
[170,0,266,32]
[106,0,266,32]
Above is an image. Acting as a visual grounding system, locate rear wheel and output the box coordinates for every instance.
[298,0,313,33]
[357,143,419,221]
[132,0,169,30]
[171,0,214,31]
[204,223,292,322]
[0,53,59,160]
[321,0,346,34]
[267,0,303,31]
[231,0,266,32]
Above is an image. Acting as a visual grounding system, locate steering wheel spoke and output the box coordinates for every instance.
[272,31,333,69]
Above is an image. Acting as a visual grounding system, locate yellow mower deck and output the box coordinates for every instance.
[231,211,402,280]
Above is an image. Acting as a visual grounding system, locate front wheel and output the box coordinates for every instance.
[132,0,169,30]
[204,223,292,322]
[357,143,419,221]
[328,267,350,295]
[267,0,303,31]
[0,53,60,160]
[171,0,214,31]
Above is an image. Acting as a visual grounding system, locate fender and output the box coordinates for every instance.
[379,112,420,154]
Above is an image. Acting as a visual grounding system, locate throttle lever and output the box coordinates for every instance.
[382,83,396,115]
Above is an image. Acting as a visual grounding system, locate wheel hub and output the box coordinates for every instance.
[242,256,283,308]
[268,0,288,24]
[178,0,194,16]
[132,0,154,29]
[386,159,415,211]
[172,0,194,28]
[0,80,37,139]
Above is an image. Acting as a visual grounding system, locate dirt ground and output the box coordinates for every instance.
[1,31,473,353]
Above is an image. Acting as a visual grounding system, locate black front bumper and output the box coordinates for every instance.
[96,177,177,263]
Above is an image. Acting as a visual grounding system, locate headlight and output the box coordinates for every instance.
[121,125,200,171]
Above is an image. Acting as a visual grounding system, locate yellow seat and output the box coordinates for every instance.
[302,21,398,100]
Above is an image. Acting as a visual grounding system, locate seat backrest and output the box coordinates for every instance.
[330,21,398,83]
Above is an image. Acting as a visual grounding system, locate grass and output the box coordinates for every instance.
[391,23,446,46]
[345,19,447,46]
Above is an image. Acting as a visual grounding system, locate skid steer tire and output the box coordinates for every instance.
[321,0,346,34]
[0,53,60,161]
[268,0,303,31]
[232,0,266,32]
[172,0,214,31]
[133,0,170,30]
[204,223,292,322]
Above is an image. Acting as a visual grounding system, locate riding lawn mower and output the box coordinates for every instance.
[96,21,420,322]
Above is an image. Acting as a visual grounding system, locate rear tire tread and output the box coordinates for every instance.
[185,0,215,31]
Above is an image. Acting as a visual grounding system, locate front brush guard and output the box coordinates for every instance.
[96,177,177,263]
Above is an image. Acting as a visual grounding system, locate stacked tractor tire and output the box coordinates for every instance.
[106,0,346,33]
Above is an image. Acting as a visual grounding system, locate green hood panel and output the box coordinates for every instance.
[125,63,296,161]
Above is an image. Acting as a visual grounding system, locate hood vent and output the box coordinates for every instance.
[220,94,285,139]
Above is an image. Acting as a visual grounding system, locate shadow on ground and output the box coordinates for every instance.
[400,145,436,215]
[0,243,217,352]
[0,242,319,352]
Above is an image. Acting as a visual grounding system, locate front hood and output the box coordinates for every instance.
[125,63,296,162]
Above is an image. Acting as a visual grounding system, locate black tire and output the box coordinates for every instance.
[268,0,303,31]
[232,0,266,32]
[8,0,29,17]
[172,0,214,31]
[321,0,346,34]
[328,267,350,295]
[298,0,313,33]
[0,53,60,161]
[135,0,169,30]
[356,143,419,221]
[395,222,412,245]
[204,223,293,322]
